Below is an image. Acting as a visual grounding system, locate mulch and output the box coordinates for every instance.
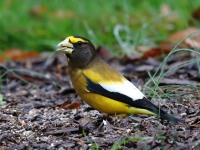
[0,52,199,149]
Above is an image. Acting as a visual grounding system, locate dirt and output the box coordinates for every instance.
[0,53,199,150]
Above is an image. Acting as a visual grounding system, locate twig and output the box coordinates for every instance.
[0,65,56,85]
[11,68,52,81]
[44,128,79,136]
[177,139,200,150]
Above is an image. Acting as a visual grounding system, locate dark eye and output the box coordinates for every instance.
[77,41,82,46]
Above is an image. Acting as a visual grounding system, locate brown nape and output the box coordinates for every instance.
[68,41,97,68]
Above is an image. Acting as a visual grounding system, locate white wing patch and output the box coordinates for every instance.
[100,79,145,100]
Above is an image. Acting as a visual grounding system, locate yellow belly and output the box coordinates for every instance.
[79,92,129,115]
[79,92,155,115]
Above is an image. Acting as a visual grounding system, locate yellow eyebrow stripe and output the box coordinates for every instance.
[68,36,88,43]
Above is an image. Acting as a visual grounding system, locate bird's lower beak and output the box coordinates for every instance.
[56,39,73,54]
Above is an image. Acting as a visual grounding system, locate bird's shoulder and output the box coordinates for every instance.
[83,56,125,83]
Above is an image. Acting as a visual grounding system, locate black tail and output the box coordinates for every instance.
[159,109,182,124]
[131,98,182,124]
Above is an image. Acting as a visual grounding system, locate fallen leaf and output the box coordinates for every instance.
[64,102,80,110]
[141,27,200,59]
[0,49,40,63]
[164,27,200,49]
[60,100,81,110]
[141,47,170,59]
[60,100,70,108]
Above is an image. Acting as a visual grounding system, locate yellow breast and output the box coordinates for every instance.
[68,66,129,115]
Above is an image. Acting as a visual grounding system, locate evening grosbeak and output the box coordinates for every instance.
[56,35,181,124]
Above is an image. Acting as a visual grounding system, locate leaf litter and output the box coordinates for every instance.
[0,51,199,150]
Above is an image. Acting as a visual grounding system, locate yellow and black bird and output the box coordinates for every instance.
[57,35,181,124]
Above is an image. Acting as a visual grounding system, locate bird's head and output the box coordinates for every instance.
[57,36,96,68]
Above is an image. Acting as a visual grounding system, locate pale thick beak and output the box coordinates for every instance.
[56,38,73,54]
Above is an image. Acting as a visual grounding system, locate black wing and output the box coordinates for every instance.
[85,76,181,124]
[86,76,152,110]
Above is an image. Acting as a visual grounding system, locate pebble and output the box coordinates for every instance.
[23,130,35,139]
[29,108,39,117]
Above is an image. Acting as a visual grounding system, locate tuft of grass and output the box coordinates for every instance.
[0,94,3,106]
[143,33,200,100]
[111,136,153,150]
[91,143,99,150]
[81,128,99,150]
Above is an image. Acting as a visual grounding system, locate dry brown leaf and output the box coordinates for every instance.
[60,100,81,110]
[164,27,200,49]
[60,100,70,108]
[141,28,200,59]
[141,47,170,59]
[0,49,40,63]
[64,102,81,110]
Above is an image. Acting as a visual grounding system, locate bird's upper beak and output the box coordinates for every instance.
[56,38,73,54]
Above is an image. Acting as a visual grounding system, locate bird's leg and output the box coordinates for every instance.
[95,114,113,131]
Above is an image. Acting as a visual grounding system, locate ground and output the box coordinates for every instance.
[0,52,199,150]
